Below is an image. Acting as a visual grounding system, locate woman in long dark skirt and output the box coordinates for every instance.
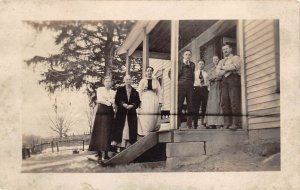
[89,76,116,161]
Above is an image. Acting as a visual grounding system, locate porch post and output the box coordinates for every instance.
[143,27,149,77]
[237,20,248,130]
[170,20,179,129]
[126,50,130,75]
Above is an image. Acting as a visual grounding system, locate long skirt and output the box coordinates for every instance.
[111,116,131,148]
[204,81,224,126]
[89,104,114,151]
[138,90,161,136]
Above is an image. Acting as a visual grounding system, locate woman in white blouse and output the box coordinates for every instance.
[137,66,163,136]
[88,76,116,161]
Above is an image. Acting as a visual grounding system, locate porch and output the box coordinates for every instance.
[117,19,248,131]
[104,20,249,166]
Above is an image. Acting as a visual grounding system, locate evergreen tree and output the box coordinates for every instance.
[25,20,141,106]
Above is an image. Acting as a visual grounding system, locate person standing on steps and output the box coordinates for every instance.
[137,66,163,136]
[192,60,209,129]
[111,75,141,152]
[177,50,195,129]
[88,76,116,161]
[217,44,242,130]
[204,56,224,129]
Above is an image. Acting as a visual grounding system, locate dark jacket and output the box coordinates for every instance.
[112,86,141,144]
[178,60,196,83]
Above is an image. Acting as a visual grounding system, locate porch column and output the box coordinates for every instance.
[170,20,179,129]
[237,20,248,130]
[126,50,130,75]
[142,27,149,77]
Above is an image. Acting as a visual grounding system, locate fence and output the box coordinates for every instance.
[29,138,90,155]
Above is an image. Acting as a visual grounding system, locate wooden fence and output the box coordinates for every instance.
[29,138,90,155]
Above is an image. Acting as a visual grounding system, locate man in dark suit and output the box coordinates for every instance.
[178,50,195,129]
[111,75,141,151]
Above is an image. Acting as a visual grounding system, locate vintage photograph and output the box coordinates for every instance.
[21,19,281,173]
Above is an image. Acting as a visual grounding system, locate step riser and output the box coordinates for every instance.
[166,142,205,157]
[166,156,207,169]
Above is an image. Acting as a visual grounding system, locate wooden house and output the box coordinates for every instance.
[105,20,280,167]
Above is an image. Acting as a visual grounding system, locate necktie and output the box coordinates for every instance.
[199,70,204,86]
[147,79,152,90]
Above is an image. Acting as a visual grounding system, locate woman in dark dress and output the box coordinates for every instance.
[89,76,116,161]
[111,75,141,152]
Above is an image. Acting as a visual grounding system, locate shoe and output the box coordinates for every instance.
[104,155,110,160]
[116,148,121,153]
[229,125,240,130]
[216,125,223,129]
[223,125,229,130]
[210,125,216,129]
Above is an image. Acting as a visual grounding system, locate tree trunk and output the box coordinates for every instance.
[104,24,114,78]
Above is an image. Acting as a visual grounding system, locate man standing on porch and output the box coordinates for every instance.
[192,60,209,129]
[178,50,195,129]
[217,44,242,130]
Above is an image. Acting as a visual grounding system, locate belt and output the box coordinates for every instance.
[193,86,208,88]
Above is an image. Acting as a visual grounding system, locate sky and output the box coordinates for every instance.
[21,23,91,138]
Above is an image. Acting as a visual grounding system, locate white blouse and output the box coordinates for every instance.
[138,78,163,103]
[96,87,116,107]
[194,69,209,87]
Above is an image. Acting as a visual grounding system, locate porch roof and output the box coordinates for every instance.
[117,20,219,57]
[116,20,159,56]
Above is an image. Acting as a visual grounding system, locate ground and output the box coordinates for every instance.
[22,142,280,173]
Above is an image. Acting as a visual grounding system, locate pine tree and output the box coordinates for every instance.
[25,20,141,106]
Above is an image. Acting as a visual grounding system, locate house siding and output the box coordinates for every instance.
[149,59,171,110]
[244,20,280,130]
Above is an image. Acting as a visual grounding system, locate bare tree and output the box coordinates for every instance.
[48,97,77,138]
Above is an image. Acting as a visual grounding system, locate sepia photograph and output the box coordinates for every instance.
[21,19,280,173]
[0,1,299,190]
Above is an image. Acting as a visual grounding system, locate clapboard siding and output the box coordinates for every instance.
[245,45,274,63]
[247,79,277,93]
[247,73,277,88]
[162,69,171,110]
[246,52,275,70]
[149,59,171,110]
[245,23,274,44]
[248,99,280,112]
[247,86,278,100]
[248,107,280,117]
[246,59,275,76]
[249,121,280,129]
[247,94,279,106]
[244,20,280,130]
[247,66,276,82]
[248,116,280,125]
[245,39,274,57]
[245,20,274,39]
[244,20,265,31]
[245,32,274,51]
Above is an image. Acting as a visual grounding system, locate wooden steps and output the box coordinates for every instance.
[104,132,158,165]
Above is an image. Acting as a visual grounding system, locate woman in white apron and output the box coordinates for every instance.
[137,66,163,136]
